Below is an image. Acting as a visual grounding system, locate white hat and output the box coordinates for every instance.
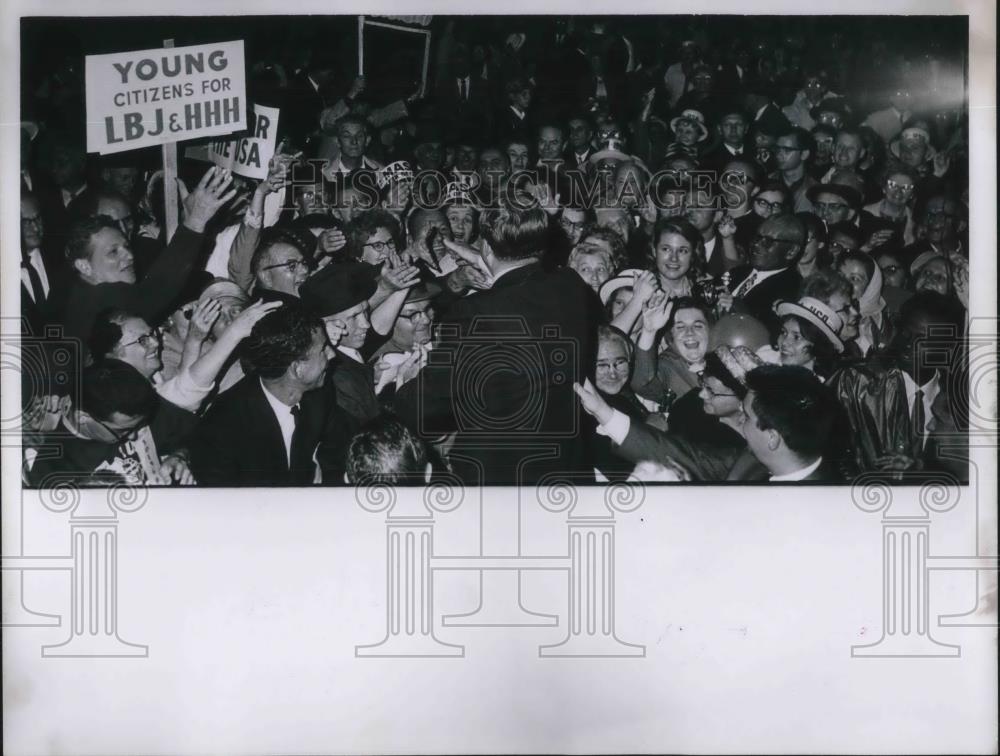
[774,297,845,353]
[598,268,645,304]
[669,109,709,142]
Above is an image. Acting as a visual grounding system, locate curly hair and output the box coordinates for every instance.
[88,308,134,361]
[799,268,853,304]
[345,208,402,261]
[581,227,628,273]
[241,303,322,380]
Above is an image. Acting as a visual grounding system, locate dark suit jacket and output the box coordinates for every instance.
[395,262,604,485]
[728,265,803,337]
[435,75,493,138]
[189,375,349,486]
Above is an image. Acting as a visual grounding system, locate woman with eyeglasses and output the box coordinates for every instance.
[345,208,403,267]
[861,167,918,246]
[575,345,769,481]
[592,325,651,481]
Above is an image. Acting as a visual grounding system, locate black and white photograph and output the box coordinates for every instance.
[2,0,996,753]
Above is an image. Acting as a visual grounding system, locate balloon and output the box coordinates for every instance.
[710,313,770,351]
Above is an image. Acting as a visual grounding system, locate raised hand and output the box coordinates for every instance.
[225,299,283,340]
[318,227,347,256]
[531,182,561,215]
[380,253,420,292]
[325,318,348,348]
[178,166,238,233]
[573,378,614,426]
[861,228,895,253]
[24,394,70,434]
[717,213,737,239]
[631,270,658,306]
[441,236,483,267]
[189,297,222,340]
[641,290,674,333]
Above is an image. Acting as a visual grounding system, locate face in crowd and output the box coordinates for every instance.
[777,317,814,368]
[653,230,695,282]
[595,335,630,395]
[445,206,477,245]
[914,258,951,296]
[360,225,398,266]
[114,315,162,379]
[752,189,787,220]
[258,242,310,296]
[559,208,587,245]
[877,251,907,289]
[833,132,864,170]
[296,327,334,391]
[326,302,371,352]
[670,307,710,366]
[537,127,565,162]
[569,247,612,292]
[394,299,434,350]
[506,142,530,173]
[77,226,136,285]
[21,195,44,249]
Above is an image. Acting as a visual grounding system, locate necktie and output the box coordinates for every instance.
[910,388,926,458]
[460,78,467,101]
[21,252,45,305]
[735,270,758,298]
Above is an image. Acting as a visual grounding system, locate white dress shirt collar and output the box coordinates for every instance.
[770,456,822,482]
[260,379,298,465]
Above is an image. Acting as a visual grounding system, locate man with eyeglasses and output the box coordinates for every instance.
[902,193,966,270]
[807,170,866,231]
[722,214,807,337]
[770,127,818,213]
[251,234,312,299]
[26,359,195,487]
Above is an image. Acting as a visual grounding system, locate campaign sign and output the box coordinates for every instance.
[86,40,247,155]
[205,104,279,179]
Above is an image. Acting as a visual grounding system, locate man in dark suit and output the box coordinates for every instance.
[20,191,57,337]
[724,213,805,337]
[434,44,493,141]
[189,303,343,486]
[395,206,604,485]
[495,78,535,146]
[740,364,843,482]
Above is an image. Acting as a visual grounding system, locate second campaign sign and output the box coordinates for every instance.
[86,40,247,155]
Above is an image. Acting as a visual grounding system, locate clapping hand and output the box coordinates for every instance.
[380,249,420,292]
[631,270,658,307]
[24,394,70,435]
[317,227,347,256]
[717,213,737,238]
[159,454,195,485]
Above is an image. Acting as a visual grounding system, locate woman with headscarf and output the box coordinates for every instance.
[839,250,894,357]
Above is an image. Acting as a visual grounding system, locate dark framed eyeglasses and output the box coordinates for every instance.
[753,198,785,212]
[263,258,310,273]
[120,330,160,349]
[751,231,793,248]
[95,416,138,444]
[364,240,397,254]
[698,374,737,397]
[397,307,433,323]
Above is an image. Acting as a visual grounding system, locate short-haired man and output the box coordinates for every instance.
[395,205,604,485]
[741,364,843,481]
[345,414,431,485]
[497,78,534,144]
[723,213,806,336]
[26,359,194,487]
[326,114,383,177]
[564,114,595,169]
[703,106,752,173]
[189,303,344,485]
[251,232,313,298]
[770,127,818,213]
[55,167,234,347]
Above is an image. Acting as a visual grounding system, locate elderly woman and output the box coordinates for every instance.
[631,294,713,407]
[772,298,845,379]
[592,325,651,481]
[567,241,616,293]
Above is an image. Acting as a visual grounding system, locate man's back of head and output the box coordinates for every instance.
[345,415,430,485]
[480,205,549,263]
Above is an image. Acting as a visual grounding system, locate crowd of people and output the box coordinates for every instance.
[19,16,971,487]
